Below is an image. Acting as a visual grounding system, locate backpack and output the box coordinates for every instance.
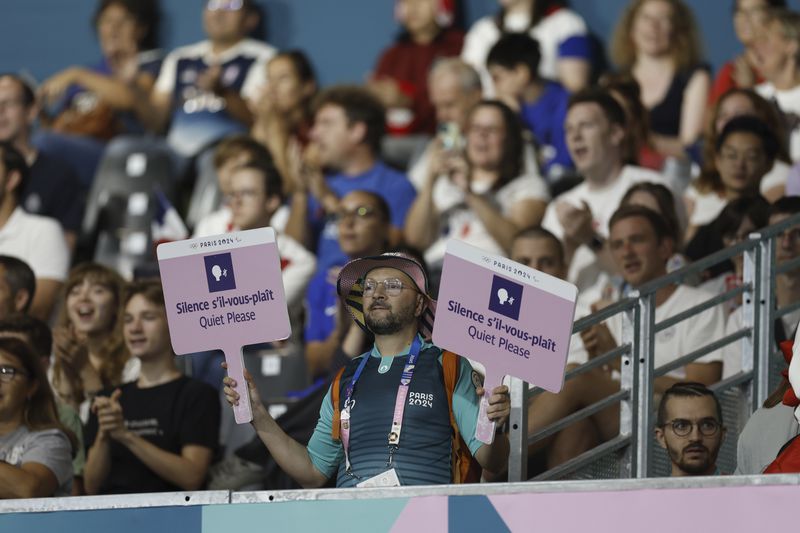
[331,350,482,484]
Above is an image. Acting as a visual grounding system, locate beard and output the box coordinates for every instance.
[364,301,417,335]
[667,442,718,475]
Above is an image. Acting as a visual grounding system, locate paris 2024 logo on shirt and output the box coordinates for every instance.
[488,275,523,321]
[204,252,237,293]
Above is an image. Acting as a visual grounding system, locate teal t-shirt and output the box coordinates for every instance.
[306,337,483,486]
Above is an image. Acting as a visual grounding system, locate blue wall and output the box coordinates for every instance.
[4,0,800,87]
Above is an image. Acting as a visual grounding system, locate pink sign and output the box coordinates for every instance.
[432,239,577,443]
[157,228,291,424]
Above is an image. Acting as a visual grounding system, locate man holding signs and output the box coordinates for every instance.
[223,253,511,487]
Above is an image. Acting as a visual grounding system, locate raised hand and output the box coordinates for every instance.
[475,384,511,427]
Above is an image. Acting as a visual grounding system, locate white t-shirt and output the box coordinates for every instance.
[462,9,588,95]
[541,165,669,294]
[587,285,724,378]
[424,172,549,266]
[756,82,800,163]
[0,207,69,281]
[684,184,728,228]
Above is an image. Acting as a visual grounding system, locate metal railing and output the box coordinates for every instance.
[507,211,800,482]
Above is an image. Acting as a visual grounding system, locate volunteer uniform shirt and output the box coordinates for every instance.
[155,39,276,156]
[306,339,482,487]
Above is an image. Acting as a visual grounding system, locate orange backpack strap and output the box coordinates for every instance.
[442,350,482,483]
[331,366,346,441]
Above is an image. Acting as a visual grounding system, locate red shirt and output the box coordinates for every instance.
[709,60,765,105]
[374,28,464,135]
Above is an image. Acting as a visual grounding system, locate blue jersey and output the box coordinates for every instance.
[303,267,339,343]
[520,81,573,178]
[306,339,483,487]
[154,39,276,156]
[308,161,416,271]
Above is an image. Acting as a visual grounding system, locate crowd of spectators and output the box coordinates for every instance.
[2,0,800,496]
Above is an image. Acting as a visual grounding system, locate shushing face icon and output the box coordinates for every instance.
[205,253,236,293]
[497,288,509,305]
[211,264,227,282]
[489,275,523,320]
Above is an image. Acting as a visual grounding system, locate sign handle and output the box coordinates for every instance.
[475,369,504,444]
[222,344,253,424]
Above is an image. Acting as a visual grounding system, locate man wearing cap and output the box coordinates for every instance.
[223,253,511,487]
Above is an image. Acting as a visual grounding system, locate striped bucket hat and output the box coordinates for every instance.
[336,252,436,340]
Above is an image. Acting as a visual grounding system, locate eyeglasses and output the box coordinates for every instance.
[334,206,378,223]
[661,418,721,437]
[206,0,244,12]
[0,365,27,383]
[362,278,415,297]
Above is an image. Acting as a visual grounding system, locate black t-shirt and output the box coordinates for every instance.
[24,152,86,233]
[84,376,220,494]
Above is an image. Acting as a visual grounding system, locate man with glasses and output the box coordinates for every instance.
[190,157,313,391]
[304,190,392,379]
[209,192,393,491]
[655,382,726,476]
[227,159,314,314]
[192,135,278,238]
[526,205,724,471]
[223,253,511,487]
[150,0,276,158]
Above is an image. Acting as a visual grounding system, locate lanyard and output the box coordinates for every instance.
[340,336,423,477]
